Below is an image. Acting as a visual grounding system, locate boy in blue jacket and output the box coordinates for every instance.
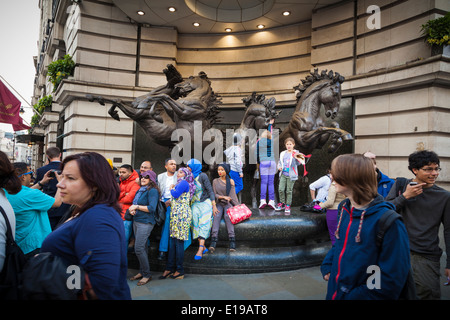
[321,154,411,300]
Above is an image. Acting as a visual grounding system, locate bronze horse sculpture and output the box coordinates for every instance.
[88,66,351,178]
[87,64,183,147]
[279,68,352,155]
[88,65,221,157]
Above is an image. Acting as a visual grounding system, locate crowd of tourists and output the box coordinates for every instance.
[0,138,448,300]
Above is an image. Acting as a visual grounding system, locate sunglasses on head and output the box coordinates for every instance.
[18,171,33,177]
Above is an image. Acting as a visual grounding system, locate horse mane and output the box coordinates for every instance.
[204,88,222,126]
[242,92,277,115]
[293,68,345,102]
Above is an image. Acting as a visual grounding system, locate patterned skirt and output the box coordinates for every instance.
[170,192,192,241]
[191,198,213,239]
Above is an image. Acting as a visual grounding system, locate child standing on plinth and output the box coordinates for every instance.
[276,137,305,214]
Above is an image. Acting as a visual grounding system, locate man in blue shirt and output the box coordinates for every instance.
[5,162,61,258]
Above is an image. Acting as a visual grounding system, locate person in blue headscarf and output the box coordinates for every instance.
[187,159,217,260]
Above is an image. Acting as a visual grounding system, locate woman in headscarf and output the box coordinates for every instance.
[187,159,217,260]
[160,167,195,280]
[210,163,240,252]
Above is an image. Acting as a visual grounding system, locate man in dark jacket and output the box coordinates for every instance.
[386,150,450,300]
[35,147,71,230]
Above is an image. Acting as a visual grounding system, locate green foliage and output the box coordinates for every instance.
[30,95,52,127]
[47,54,75,91]
[421,12,450,47]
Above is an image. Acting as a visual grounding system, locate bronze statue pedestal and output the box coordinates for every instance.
[128,207,331,274]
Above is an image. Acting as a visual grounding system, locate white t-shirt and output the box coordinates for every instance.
[309,174,332,202]
[161,173,177,200]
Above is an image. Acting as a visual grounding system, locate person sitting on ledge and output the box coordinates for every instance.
[210,163,240,252]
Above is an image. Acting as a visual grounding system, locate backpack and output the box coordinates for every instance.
[155,200,166,226]
[394,177,409,197]
[21,252,88,300]
[0,205,27,300]
[300,201,326,213]
[376,210,418,300]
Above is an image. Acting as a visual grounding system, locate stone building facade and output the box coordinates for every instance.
[32,0,449,189]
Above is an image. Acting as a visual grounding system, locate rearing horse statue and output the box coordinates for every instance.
[87,64,183,147]
[145,70,222,163]
[279,69,352,155]
[87,65,221,155]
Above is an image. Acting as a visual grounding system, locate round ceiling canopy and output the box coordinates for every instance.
[184,0,275,23]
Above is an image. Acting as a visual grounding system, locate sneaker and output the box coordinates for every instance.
[259,199,267,209]
[275,203,285,211]
[267,200,276,209]
[284,205,291,215]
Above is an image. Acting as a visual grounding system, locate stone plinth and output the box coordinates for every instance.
[128,207,331,274]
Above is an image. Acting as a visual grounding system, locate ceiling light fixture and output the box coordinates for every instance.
[168,7,176,12]
[193,22,200,27]
[137,10,145,16]
[282,11,291,16]
[257,24,265,29]
[225,28,232,32]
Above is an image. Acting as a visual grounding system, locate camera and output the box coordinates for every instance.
[49,169,61,178]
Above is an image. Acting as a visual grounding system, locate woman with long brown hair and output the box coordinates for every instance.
[40,152,131,300]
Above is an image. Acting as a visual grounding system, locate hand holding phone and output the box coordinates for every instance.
[404,180,425,199]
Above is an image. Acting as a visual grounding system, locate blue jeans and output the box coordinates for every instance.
[166,237,185,274]
[124,220,133,244]
[133,221,155,278]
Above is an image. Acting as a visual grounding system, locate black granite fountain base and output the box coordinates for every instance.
[127,207,332,274]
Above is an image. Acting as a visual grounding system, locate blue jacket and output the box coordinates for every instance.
[320,195,411,300]
[41,204,131,300]
[133,187,159,224]
[377,169,395,198]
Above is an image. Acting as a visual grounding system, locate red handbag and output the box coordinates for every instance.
[226,204,252,224]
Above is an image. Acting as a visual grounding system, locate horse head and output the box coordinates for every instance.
[175,71,212,103]
[240,92,280,131]
[319,80,342,119]
[294,69,345,119]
